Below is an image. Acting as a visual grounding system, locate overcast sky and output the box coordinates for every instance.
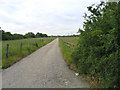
[0,0,101,35]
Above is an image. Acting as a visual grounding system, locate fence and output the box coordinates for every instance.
[60,39,76,48]
[5,41,40,58]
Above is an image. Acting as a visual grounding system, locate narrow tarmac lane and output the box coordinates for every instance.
[2,38,89,88]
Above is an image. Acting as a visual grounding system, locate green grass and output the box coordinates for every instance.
[60,37,79,45]
[2,37,55,69]
[59,37,100,88]
[59,37,79,70]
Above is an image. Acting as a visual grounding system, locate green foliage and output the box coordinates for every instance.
[0,30,48,40]
[59,37,79,70]
[24,32,35,38]
[36,32,48,38]
[59,39,73,64]
[72,1,120,88]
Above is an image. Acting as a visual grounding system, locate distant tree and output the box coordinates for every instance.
[36,32,48,37]
[36,32,43,38]
[24,32,35,38]
[1,30,5,40]
[13,34,24,40]
[1,30,13,40]
[42,34,48,37]
[0,30,48,40]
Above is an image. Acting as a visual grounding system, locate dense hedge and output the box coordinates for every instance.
[72,2,120,88]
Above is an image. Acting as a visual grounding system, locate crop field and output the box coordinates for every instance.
[2,37,55,69]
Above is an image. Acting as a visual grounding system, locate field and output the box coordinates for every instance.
[2,37,55,69]
[59,37,79,70]
[60,37,79,45]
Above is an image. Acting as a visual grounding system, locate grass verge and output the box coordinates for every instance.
[59,38,77,71]
[59,38,100,88]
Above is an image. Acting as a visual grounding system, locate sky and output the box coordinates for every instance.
[0,0,101,36]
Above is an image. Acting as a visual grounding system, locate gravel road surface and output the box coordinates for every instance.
[2,38,89,88]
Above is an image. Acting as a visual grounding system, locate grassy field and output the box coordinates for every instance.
[59,37,79,70]
[60,37,79,45]
[2,37,55,69]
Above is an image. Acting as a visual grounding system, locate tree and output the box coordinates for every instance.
[42,34,48,37]
[13,34,24,40]
[36,32,48,38]
[1,30,13,40]
[1,30,48,40]
[36,32,43,37]
[24,32,35,38]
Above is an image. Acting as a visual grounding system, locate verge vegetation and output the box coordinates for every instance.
[59,1,120,88]
[59,37,79,70]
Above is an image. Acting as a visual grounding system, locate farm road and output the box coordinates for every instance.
[2,38,88,88]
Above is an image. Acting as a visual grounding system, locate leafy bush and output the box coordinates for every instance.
[72,1,120,88]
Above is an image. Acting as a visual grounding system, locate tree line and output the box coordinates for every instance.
[72,1,120,88]
[0,30,48,40]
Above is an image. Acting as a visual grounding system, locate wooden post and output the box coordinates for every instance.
[36,43,38,47]
[6,44,9,58]
[20,42,22,51]
[28,41,30,49]
[41,39,43,42]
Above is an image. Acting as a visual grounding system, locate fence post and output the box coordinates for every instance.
[6,44,9,58]
[36,43,38,47]
[20,42,22,51]
[28,41,30,49]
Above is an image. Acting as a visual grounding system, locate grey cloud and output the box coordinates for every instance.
[0,0,100,35]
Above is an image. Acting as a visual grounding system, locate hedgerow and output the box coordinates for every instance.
[72,1,120,88]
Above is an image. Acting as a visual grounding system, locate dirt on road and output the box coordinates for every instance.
[2,38,89,88]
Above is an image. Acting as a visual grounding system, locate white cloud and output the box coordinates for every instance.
[0,0,100,35]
